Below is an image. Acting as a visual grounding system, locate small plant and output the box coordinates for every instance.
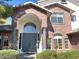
[36,50,57,59]
[36,50,79,59]
[57,51,79,59]
[0,49,18,59]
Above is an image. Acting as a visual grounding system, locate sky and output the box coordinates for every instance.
[5,0,37,32]
[5,0,38,24]
[5,0,38,6]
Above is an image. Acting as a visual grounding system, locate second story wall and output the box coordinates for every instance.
[45,4,72,38]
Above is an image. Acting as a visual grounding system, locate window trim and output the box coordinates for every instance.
[50,12,64,25]
[71,15,76,22]
[53,36,63,50]
[23,23,37,33]
[3,33,9,49]
[64,38,69,49]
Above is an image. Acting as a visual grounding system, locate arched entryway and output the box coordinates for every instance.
[18,13,41,53]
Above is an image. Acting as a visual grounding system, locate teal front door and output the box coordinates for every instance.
[22,33,37,53]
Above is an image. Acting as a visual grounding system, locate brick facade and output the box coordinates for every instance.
[12,3,75,51]
[46,5,72,38]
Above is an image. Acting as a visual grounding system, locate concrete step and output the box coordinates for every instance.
[19,53,36,59]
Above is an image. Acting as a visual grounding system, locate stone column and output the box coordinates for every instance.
[42,28,46,51]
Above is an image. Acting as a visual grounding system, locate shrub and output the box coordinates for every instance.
[0,49,18,59]
[36,50,79,59]
[36,50,57,59]
[57,51,79,59]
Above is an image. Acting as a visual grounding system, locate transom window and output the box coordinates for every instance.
[24,23,37,33]
[50,13,64,24]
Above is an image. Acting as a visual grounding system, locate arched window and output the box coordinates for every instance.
[24,23,37,33]
[53,33,62,49]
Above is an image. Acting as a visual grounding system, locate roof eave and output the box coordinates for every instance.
[13,2,53,14]
[44,3,74,13]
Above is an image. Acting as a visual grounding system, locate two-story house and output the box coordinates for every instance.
[0,0,79,53]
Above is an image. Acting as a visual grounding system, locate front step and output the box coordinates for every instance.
[19,53,36,59]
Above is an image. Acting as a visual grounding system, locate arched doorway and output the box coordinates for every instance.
[18,13,41,53]
[21,23,38,53]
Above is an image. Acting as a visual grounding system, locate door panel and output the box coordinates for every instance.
[0,34,2,50]
[0,39,2,50]
[21,33,37,53]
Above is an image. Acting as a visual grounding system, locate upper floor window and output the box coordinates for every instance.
[71,15,76,22]
[50,13,64,24]
[61,0,67,3]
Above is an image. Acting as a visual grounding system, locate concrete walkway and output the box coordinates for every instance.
[19,53,36,59]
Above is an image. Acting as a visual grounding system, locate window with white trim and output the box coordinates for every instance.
[50,13,64,24]
[4,33,9,49]
[71,15,76,22]
[53,33,62,49]
[64,38,69,49]
[54,38,62,49]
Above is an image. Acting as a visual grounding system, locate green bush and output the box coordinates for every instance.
[57,51,79,59]
[36,50,57,59]
[36,50,79,59]
[0,49,18,59]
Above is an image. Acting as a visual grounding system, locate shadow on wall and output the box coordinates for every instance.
[68,33,79,50]
[47,16,54,36]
